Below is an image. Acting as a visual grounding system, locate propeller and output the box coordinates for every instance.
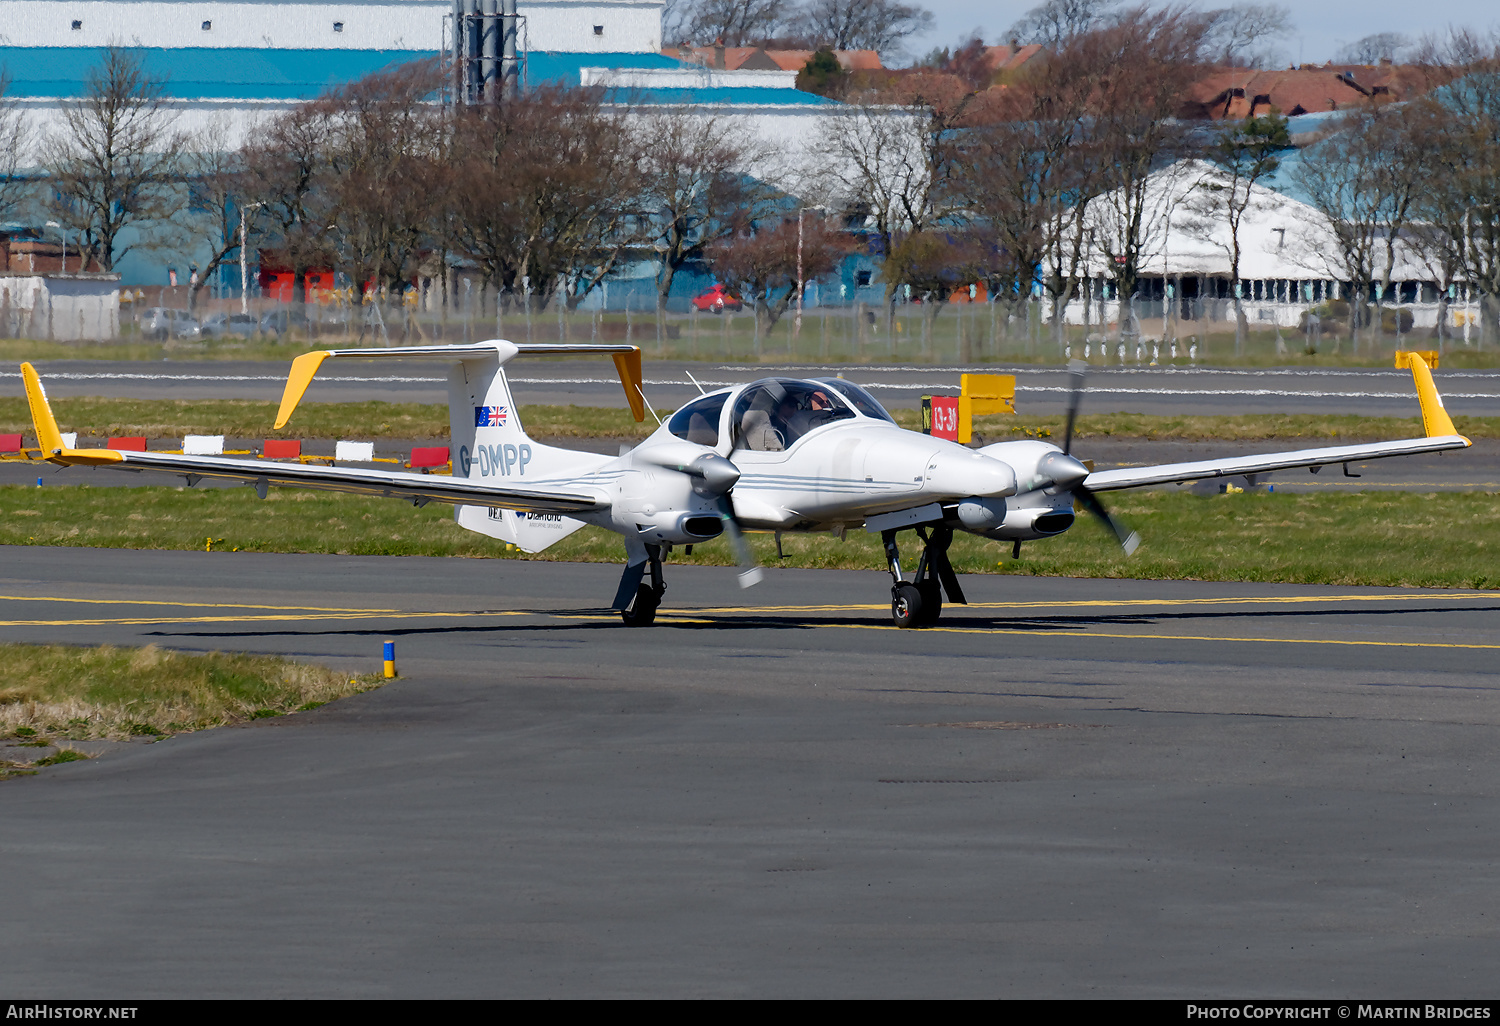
[1059,360,1140,557]
[656,449,763,588]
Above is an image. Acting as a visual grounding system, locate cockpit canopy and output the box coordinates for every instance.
[731,379,855,452]
[666,377,896,451]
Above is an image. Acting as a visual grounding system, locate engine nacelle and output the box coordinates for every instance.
[625,510,726,546]
[955,490,1075,540]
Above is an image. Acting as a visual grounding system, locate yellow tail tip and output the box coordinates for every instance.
[20,363,65,455]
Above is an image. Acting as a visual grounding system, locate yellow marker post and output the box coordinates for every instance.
[957,373,1017,443]
[383,640,397,679]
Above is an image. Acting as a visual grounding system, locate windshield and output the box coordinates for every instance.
[731,378,855,452]
[813,377,896,424]
[667,392,728,446]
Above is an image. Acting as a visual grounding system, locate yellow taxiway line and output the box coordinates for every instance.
[688,592,1500,615]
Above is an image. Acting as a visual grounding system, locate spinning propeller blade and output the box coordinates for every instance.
[1062,360,1140,556]
[717,493,763,588]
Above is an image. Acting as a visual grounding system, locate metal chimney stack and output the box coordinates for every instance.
[452,0,518,105]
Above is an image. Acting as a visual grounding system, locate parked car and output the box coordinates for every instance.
[199,312,258,339]
[258,308,314,338]
[140,307,200,340]
[692,284,744,313]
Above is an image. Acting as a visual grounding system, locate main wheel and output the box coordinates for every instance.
[891,582,924,628]
[916,579,943,624]
[621,584,659,627]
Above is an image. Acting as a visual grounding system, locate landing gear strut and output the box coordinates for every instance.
[617,543,665,626]
[882,524,966,628]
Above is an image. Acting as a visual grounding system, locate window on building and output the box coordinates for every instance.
[855,270,871,287]
[333,21,344,32]
[71,19,82,29]
[593,24,604,35]
[201,20,211,30]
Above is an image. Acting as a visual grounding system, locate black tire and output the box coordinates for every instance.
[891,582,924,628]
[917,580,943,624]
[621,584,659,627]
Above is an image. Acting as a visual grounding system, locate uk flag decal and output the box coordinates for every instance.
[475,405,508,427]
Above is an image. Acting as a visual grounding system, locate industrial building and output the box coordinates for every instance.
[2,0,841,290]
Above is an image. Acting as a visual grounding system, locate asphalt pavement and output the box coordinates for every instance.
[2,547,1498,997]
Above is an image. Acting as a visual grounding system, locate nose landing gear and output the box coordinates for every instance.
[616,543,665,626]
[882,524,966,628]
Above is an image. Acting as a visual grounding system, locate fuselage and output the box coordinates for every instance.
[547,376,1081,547]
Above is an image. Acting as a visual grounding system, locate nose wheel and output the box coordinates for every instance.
[616,543,666,626]
[882,525,964,628]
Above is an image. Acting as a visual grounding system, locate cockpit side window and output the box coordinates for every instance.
[731,379,854,452]
[814,377,896,424]
[667,392,728,446]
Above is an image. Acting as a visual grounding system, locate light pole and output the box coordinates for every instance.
[45,221,67,273]
[239,202,264,315]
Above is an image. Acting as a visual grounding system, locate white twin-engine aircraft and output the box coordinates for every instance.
[20,343,1469,627]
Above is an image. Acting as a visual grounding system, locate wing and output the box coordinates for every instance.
[1084,353,1470,493]
[19,364,606,515]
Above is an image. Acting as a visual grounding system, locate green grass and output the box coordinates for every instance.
[3,395,1493,445]
[0,642,383,742]
[1,484,1496,589]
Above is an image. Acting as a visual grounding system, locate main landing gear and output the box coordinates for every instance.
[882,524,967,628]
[616,543,665,626]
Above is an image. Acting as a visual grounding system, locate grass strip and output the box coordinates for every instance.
[2,396,1490,443]
[1,484,1496,589]
[0,642,383,743]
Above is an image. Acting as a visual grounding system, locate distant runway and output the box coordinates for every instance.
[6,359,1500,417]
[2,547,1498,996]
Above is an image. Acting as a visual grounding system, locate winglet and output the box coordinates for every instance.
[1398,350,1464,440]
[21,362,63,454]
[20,363,123,464]
[612,348,645,423]
[275,351,333,429]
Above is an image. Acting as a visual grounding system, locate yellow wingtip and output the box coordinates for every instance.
[612,348,645,423]
[1402,350,1459,438]
[275,351,332,429]
[20,362,64,454]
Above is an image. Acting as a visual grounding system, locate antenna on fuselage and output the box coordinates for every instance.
[685,370,708,396]
[636,383,663,426]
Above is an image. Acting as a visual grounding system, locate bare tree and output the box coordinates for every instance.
[1410,30,1500,344]
[240,101,338,306]
[708,212,848,337]
[178,121,250,313]
[447,86,639,313]
[633,109,764,317]
[41,47,187,273]
[1202,3,1293,67]
[812,73,969,325]
[677,0,793,46]
[1006,0,1120,47]
[951,46,1104,344]
[795,0,935,57]
[1293,105,1426,350]
[1191,112,1290,350]
[1084,7,1211,338]
[1336,32,1412,65]
[319,59,446,302]
[0,78,32,228]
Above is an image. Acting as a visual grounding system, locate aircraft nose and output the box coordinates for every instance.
[1036,451,1090,493]
[925,450,1017,498]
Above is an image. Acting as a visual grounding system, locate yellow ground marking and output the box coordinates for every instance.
[687,592,1500,615]
[0,594,404,613]
[0,611,532,627]
[546,608,1500,651]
